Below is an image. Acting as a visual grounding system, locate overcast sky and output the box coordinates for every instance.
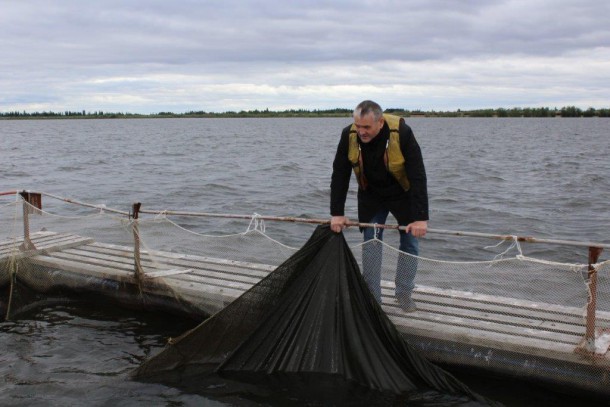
[1,0,609,113]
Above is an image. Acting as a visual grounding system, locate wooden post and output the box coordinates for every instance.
[132,202,143,280]
[585,246,603,351]
[18,191,41,251]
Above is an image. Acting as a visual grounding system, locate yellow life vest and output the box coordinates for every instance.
[348,114,410,191]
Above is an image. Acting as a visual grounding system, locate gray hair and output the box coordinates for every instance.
[353,100,383,121]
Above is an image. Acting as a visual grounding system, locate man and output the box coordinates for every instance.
[330,100,428,312]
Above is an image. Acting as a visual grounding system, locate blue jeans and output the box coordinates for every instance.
[362,209,419,303]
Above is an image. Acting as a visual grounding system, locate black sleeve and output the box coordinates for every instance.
[330,127,353,216]
[399,121,429,221]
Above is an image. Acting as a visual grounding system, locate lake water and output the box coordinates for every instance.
[1,117,609,406]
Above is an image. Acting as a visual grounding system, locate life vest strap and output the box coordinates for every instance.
[383,139,389,171]
[357,145,368,190]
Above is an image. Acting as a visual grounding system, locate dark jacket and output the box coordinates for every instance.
[330,119,429,225]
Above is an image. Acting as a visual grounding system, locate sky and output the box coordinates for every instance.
[1,0,609,114]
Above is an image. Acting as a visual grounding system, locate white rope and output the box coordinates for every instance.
[245,228,299,250]
[485,236,523,262]
[246,213,266,234]
[153,210,168,221]
[143,213,297,251]
[20,200,119,221]
[145,216,245,238]
[593,259,610,270]
[373,223,381,240]
[515,255,587,271]
[353,238,520,265]
[242,213,300,250]
[95,203,107,214]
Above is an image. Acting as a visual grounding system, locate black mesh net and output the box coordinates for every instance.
[133,225,493,404]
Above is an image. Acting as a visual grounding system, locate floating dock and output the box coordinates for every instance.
[2,230,610,397]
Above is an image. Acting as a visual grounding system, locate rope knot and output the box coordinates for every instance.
[486,235,523,262]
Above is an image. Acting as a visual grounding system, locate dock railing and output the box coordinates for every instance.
[4,189,609,354]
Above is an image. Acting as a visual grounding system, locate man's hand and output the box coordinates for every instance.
[330,216,349,233]
[405,220,427,238]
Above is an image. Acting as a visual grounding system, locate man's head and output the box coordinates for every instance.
[353,100,385,143]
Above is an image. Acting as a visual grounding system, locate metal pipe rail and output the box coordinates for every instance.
[137,209,610,250]
[4,189,607,353]
[2,190,608,249]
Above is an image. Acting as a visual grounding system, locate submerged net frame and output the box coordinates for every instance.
[1,190,610,396]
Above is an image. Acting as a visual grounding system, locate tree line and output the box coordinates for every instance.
[1,106,609,119]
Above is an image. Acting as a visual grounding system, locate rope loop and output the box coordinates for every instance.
[486,236,523,262]
[373,223,381,240]
[246,213,266,233]
[95,203,107,214]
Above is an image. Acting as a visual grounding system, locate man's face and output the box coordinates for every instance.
[354,113,384,143]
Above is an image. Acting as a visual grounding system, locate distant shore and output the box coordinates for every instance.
[1,106,608,119]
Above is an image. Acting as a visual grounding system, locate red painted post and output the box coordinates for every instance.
[18,191,41,251]
[585,246,604,351]
[132,202,143,280]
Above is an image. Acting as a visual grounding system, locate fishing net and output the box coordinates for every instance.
[1,191,610,399]
[132,224,487,403]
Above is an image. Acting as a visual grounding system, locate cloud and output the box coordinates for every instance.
[1,0,609,113]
